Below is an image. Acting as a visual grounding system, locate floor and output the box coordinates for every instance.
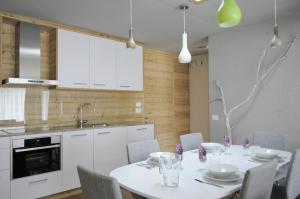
[41,188,234,199]
[41,188,134,199]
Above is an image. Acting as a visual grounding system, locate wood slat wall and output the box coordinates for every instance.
[0,12,190,152]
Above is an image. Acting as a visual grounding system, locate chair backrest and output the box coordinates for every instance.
[77,166,123,199]
[179,132,203,152]
[239,161,277,199]
[127,139,160,164]
[253,131,287,151]
[286,149,300,199]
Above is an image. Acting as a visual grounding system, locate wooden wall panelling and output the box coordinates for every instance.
[144,49,190,151]
[0,16,2,68]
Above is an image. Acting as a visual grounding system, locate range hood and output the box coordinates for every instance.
[2,22,58,86]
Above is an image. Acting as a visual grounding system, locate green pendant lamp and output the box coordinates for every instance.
[217,0,241,28]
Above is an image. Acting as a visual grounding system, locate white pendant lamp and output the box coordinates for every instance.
[178,4,192,64]
[126,0,136,49]
[270,0,282,48]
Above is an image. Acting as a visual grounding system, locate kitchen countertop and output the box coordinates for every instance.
[0,122,153,137]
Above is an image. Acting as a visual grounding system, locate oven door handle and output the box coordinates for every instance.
[14,144,61,153]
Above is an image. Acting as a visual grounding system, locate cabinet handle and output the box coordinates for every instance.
[71,134,88,137]
[93,83,106,86]
[73,82,87,85]
[120,85,131,88]
[29,178,48,184]
[137,128,147,131]
[97,132,111,135]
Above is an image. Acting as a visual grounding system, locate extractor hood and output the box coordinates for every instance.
[2,22,58,86]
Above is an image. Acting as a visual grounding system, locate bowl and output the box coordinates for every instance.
[201,143,222,152]
[207,164,238,178]
[149,152,174,162]
[255,148,278,159]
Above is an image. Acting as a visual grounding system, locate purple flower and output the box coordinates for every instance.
[176,143,183,155]
[198,144,207,162]
[242,137,250,149]
[224,135,232,147]
[176,143,183,161]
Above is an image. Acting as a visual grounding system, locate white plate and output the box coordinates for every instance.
[201,143,222,151]
[203,171,243,182]
[207,164,238,178]
[255,148,279,159]
[252,156,284,163]
[149,152,173,161]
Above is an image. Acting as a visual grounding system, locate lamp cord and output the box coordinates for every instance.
[130,0,133,29]
[274,0,277,26]
[183,7,186,33]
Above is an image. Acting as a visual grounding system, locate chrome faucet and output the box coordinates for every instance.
[78,103,96,128]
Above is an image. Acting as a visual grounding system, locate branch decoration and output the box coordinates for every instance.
[211,32,300,140]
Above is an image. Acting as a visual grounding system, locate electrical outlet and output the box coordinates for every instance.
[136,107,142,113]
[212,114,219,121]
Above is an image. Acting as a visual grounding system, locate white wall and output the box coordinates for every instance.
[209,12,300,151]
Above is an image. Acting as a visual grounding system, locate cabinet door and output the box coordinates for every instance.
[57,29,90,88]
[11,171,62,199]
[90,36,117,90]
[127,124,154,143]
[116,42,143,91]
[94,127,127,175]
[0,170,10,199]
[62,130,93,190]
[0,149,9,171]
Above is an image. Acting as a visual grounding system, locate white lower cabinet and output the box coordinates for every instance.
[62,130,93,190]
[127,124,154,143]
[11,171,62,199]
[94,127,128,175]
[0,170,10,199]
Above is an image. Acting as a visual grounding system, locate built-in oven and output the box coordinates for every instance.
[12,135,61,179]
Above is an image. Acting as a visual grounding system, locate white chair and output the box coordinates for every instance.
[253,131,287,151]
[271,149,300,199]
[239,161,278,199]
[179,132,203,152]
[77,166,123,199]
[127,139,160,164]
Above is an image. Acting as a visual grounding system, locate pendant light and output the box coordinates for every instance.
[178,4,192,64]
[217,0,241,28]
[126,0,136,49]
[270,0,282,48]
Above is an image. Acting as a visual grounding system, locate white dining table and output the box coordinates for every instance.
[110,145,292,199]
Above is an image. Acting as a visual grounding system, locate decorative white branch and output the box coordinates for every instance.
[212,32,300,140]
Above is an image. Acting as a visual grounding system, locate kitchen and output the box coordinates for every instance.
[0,0,300,199]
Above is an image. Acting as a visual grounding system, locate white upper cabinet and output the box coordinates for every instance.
[57,29,90,88]
[57,29,143,91]
[116,42,143,91]
[90,36,117,90]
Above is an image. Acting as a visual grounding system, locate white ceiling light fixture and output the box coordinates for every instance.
[126,0,136,49]
[270,0,282,48]
[178,4,192,64]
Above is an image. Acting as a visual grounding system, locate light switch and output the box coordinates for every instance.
[136,102,142,108]
[212,114,219,121]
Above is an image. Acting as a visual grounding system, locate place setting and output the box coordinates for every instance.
[196,163,244,188]
[249,148,286,163]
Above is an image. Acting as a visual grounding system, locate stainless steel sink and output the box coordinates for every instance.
[93,123,112,127]
[78,123,113,129]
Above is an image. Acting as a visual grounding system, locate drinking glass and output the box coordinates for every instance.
[159,153,181,187]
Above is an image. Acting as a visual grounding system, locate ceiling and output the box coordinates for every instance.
[0,0,299,54]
